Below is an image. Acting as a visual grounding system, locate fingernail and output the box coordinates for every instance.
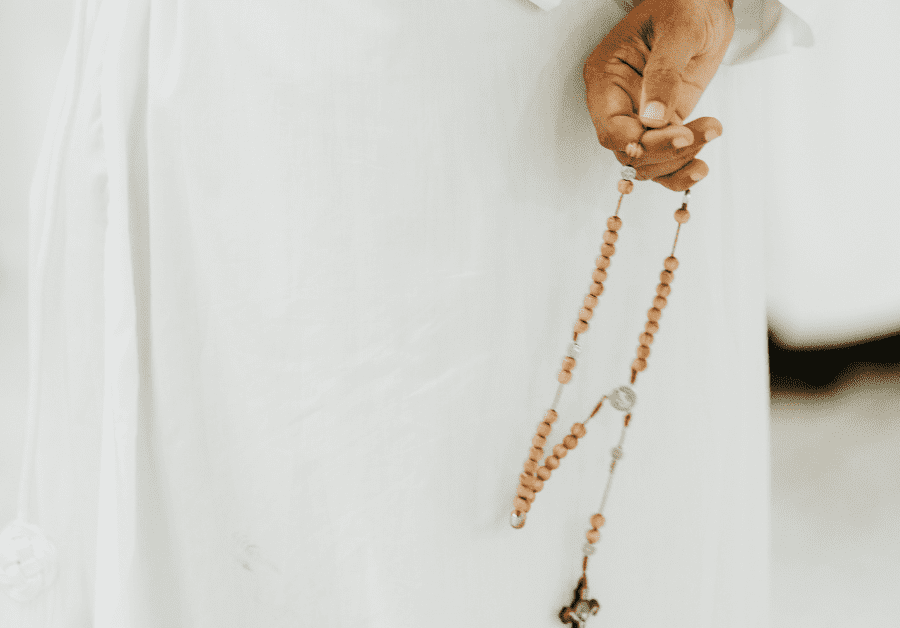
[690,171,705,181]
[641,101,666,121]
[704,129,720,142]
[672,136,691,149]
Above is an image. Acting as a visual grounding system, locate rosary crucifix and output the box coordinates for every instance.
[559,574,600,627]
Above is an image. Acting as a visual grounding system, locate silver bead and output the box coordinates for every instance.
[582,542,597,556]
[611,446,624,460]
[609,385,636,412]
[567,341,581,357]
[510,511,526,529]
[620,165,637,181]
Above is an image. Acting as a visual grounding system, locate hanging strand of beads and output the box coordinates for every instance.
[509,165,636,530]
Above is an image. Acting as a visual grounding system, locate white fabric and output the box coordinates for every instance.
[4,0,813,626]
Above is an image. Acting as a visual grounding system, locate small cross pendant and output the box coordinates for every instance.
[559,575,601,627]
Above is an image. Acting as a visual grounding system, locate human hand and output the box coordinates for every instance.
[583,0,735,191]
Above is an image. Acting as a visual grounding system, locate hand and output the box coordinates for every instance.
[583,0,735,191]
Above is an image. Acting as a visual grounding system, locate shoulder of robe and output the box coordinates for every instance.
[528,0,814,67]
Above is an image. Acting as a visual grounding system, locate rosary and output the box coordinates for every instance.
[509,164,691,627]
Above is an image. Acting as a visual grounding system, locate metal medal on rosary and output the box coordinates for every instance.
[510,164,691,625]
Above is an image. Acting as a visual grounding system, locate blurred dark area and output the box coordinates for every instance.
[768,326,900,392]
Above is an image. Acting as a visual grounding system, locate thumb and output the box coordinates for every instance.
[638,23,698,128]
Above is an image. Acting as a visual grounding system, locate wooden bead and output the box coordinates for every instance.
[553,444,568,459]
[545,455,560,470]
[660,270,674,284]
[544,409,558,423]
[517,485,535,500]
[600,243,616,257]
[589,282,604,297]
[528,446,544,461]
[524,459,539,474]
[639,332,654,346]
[532,478,544,492]
[632,358,648,372]
[536,421,552,437]
[653,296,667,310]
[647,307,662,322]
[617,179,634,194]
[607,216,623,231]
[532,434,546,448]
[595,255,611,269]
[664,256,679,271]
[645,321,660,334]
[590,513,606,529]
[584,294,598,309]
[574,320,589,333]
[562,357,576,371]
[515,496,531,513]
[521,474,537,489]
[586,529,601,543]
[674,208,690,224]
[537,467,552,480]
[637,345,651,359]
[558,369,573,384]
[603,230,619,244]
[563,435,579,450]
[571,423,587,438]
[656,283,671,297]
[592,268,607,284]
[578,307,594,323]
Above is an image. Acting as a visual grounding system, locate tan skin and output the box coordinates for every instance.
[584,0,736,191]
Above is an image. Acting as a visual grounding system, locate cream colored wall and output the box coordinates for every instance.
[0,0,73,525]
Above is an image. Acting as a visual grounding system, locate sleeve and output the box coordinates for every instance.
[528,0,815,67]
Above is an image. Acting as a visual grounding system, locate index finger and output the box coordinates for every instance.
[584,58,645,153]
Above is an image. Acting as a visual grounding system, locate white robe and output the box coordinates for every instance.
[5,0,813,626]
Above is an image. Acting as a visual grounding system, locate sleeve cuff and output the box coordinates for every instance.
[722,0,815,66]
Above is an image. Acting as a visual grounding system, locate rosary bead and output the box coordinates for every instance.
[656,283,671,297]
[528,447,544,461]
[517,485,535,500]
[524,459,539,474]
[571,423,587,438]
[545,455,561,470]
[521,474,537,489]
[514,497,531,513]
[553,444,568,459]
[636,345,650,359]
[600,243,616,257]
[536,421,553,437]
[545,409,558,424]
[573,320,589,334]
[510,511,527,529]
[532,478,544,492]
[583,294,598,309]
[582,542,597,556]
[603,230,619,244]
[532,434,547,448]
[617,179,634,194]
[586,529,601,544]
[578,307,594,323]
[589,282,604,297]
[639,332,654,345]
[660,270,674,284]
[611,446,624,460]
[596,255,611,269]
[664,256,679,271]
[674,208,690,224]
[558,369,573,384]
[609,385,637,412]
[620,165,637,181]
[563,435,579,450]
[632,357,648,372]
[590,513,606,529]
[562,357,577,371]
[537,467,552,481]
[607,216,623,231]
[592,268,607,284]
[647,307,662,322]
[653,296,668,310]
[645,321,660,334]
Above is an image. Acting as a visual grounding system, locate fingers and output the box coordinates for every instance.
[652,158,709,192]
[634,117,723,164]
